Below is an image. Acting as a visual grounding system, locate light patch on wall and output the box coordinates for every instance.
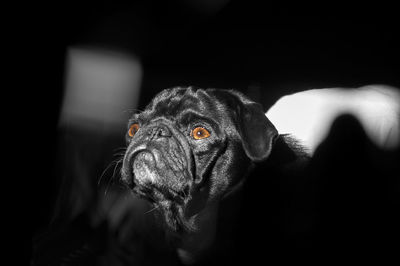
[59,48,143,131]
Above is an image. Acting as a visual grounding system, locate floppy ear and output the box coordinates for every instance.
[238,101,279,162]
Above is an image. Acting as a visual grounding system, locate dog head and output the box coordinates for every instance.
[121,87,278,232]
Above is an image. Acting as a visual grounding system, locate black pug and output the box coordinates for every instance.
[121,86,309,264]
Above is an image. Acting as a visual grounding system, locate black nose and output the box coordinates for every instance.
[148,124,172,139]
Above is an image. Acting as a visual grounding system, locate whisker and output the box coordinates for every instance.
[104,159,123,195]
[98,159,121,186]
[123,108,144,115]
[112,153,126,158]
[112,159,123,181]
[112,147,127,153]
[145,205,159,215]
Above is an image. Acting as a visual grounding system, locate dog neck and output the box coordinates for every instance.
[176,203,219,264]
[176,135,309,264]
[176,186,245,265]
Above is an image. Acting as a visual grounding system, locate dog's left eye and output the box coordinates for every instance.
[191,127,211,140]
[128,123,140,137]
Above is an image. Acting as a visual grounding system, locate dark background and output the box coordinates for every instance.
[21,0,399,264]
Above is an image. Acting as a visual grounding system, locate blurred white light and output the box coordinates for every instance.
[266,85,400,154]
[59,48,143,131]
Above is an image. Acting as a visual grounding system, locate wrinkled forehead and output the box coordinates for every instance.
[141,87,235,123]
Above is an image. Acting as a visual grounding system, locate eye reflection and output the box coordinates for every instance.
[128,123,140,137]
[191,127,211,140]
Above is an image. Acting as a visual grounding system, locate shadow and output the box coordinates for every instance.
[309,114,400,261]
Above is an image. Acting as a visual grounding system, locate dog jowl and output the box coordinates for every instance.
[121,86,278,232]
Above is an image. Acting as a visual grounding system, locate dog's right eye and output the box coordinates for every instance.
[191,127,211,140]
[128,123,140,137]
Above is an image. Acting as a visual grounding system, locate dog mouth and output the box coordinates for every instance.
[132,151,158,186]
[121,140,196,232]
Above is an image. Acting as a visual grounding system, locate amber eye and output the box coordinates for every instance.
[128,123,140,137]
[191,127,211,140]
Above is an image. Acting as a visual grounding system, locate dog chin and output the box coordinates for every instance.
[155,200,197,233]
[129,166,196,232]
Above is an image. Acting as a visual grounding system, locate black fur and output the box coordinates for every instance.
[120,86,306,234]
[31,87,399,266]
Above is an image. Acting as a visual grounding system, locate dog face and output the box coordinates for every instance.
[121,87,278,232]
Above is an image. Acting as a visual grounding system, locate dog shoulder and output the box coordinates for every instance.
[256,134,310,175]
